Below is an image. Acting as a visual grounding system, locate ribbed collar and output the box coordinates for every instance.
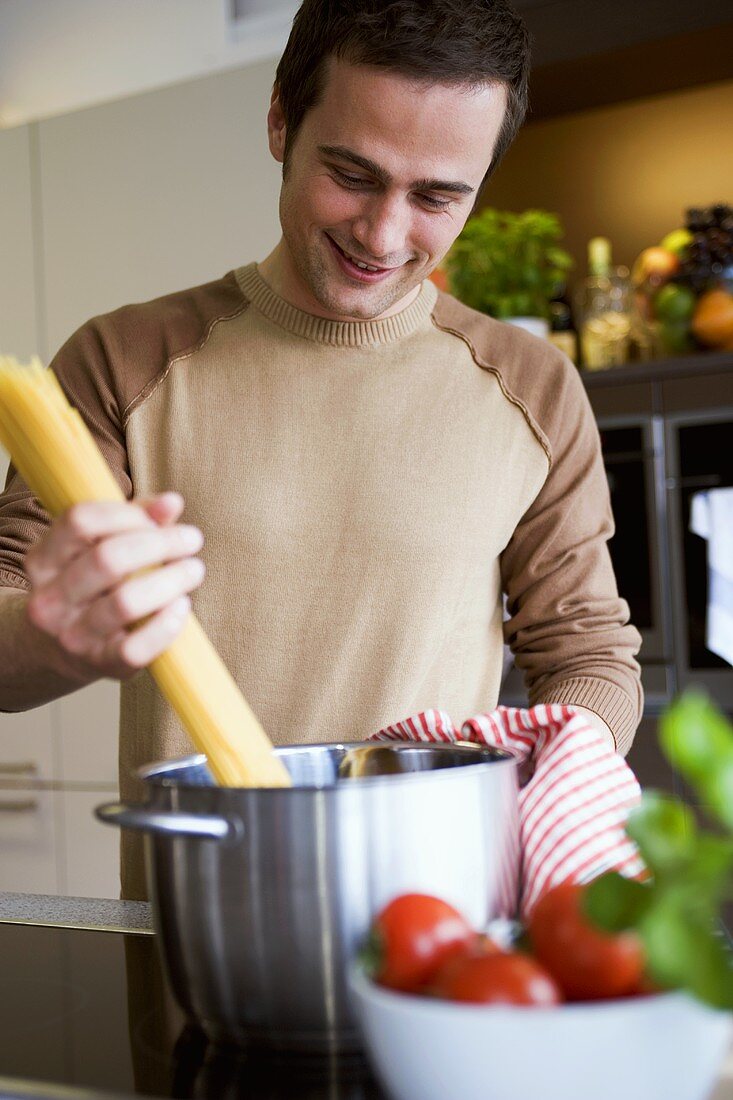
[234,262,437,347]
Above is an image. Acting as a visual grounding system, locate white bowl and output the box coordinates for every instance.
[349,966,732,1100]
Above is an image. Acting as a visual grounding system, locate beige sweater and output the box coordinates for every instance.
[0,264,642,899]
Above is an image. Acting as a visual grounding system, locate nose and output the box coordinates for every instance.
[350,193,410,266]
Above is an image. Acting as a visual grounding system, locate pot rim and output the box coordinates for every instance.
[137,741,520,792]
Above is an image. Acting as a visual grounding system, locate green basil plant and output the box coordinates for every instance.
[585,691,733,1009]
[444,208,573,321]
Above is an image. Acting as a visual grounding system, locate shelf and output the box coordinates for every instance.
[580,350,733,388]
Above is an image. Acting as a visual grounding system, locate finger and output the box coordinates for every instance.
[25,500,160,588]
[117,595,192,670]
[58,524,204,606]
[140,491,185,527]
[63,557,205,644]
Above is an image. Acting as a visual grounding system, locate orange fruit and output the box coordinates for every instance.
[691,288,733,348]
[631,247,679,286]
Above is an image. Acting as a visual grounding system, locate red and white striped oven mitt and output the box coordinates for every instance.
[369,704,644,919]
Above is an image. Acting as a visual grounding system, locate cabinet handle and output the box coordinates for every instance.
[0,799,38,812]
[0,762,38,776]
[666,475,723,490]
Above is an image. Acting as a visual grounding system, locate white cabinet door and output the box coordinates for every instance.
[56,679,119,785]
[59,789,120,899]
[0,701,57,780]
[0,789,59,894]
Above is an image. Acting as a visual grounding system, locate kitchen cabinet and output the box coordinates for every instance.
[0,790,59,894]
[585,354,733,713]
[59,789,120,899]
[0,699,119,897]
[56,679,119,786]
[0,703,59,893]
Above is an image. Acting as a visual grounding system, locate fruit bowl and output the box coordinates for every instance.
[349,965,732,1100]
[632,203,733,357]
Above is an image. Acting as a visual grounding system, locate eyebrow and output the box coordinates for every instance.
[317,144,475,196]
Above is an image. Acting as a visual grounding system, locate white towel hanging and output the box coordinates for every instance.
[690,488,733,667]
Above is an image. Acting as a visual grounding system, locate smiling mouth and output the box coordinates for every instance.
[327,236,395,273]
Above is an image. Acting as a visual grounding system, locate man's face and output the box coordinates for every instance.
[267,58,507,321]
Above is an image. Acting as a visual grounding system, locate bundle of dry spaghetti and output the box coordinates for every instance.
[0,355,291,788]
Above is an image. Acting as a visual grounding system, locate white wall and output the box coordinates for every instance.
[0,125,38,361]
[38,57,283,355]
[0,48,283,897]
[0,0,297,127]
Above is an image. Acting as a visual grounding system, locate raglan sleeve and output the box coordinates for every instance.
[0,319,133,590]
[499,360,643,755]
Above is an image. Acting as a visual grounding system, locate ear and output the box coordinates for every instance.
[267,86,287,164]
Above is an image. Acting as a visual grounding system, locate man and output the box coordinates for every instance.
[0,0,642,900]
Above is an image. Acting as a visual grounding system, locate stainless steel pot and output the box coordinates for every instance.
[96,742,519,1053]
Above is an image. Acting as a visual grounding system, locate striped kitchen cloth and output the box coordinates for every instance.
[369,704,644,919]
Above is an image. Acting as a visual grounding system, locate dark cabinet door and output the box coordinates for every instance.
[666,410,733,706]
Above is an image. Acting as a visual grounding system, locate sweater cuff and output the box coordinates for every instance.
[531,676,640,756]
[0,568,30,591]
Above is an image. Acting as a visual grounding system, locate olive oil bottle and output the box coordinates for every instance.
[575,238,632,370]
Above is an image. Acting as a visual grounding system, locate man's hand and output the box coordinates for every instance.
[24,492,205,681]
[573,705,616,751]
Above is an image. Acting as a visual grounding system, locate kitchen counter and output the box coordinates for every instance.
[0,891,152,934]
[580,348,733,389]
[0,915,384,1099]
[0,899,729,1100]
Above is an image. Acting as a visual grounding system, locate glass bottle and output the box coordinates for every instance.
[547,281,579,364]
[575,238,632,370]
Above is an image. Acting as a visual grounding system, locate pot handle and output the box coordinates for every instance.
[95,800,243,842]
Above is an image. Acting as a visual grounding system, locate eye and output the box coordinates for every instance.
[417,194,452,211]
[332,168,370,188]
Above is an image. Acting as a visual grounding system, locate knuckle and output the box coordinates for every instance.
[90,540,119,578]
[110,585,134,621]
[119,637,148,670]
[65,503,90,537]
[58,626,87,656]
[181,558,205,586]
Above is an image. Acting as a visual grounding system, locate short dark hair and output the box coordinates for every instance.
[275,0,531,186]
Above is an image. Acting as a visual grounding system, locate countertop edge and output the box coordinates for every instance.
[0,891,153,934]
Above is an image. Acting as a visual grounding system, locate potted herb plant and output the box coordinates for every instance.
[444,208,573,337]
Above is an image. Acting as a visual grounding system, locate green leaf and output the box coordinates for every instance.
[626,791,696,877]
[584,872,654,933]
[659,692,733,828]
[639,900,733,1009]
[358,927,383,980]
[678,835,733,912]
[703,769,733,835]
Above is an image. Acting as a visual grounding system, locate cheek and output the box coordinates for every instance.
[303,177,363,227]
[412,216,459,259]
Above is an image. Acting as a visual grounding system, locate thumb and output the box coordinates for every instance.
[139,491,185,527]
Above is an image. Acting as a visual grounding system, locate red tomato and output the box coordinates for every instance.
[527,882,645,1001]
[367,894,477,992]
[428,933,503,995]
[435,951,562,1006]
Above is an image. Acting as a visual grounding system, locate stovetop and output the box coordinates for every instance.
[0,922,384,1099]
